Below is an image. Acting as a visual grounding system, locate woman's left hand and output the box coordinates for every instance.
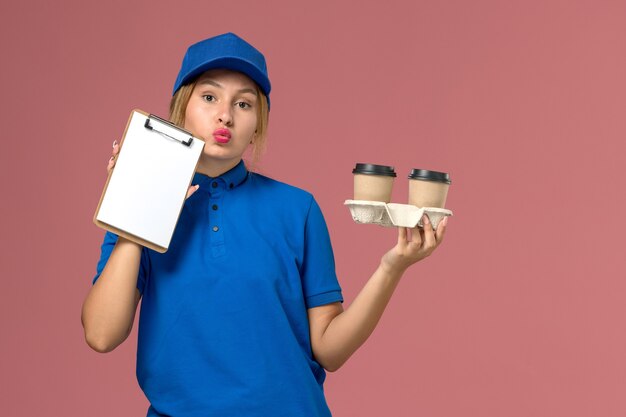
[381,215,449,274]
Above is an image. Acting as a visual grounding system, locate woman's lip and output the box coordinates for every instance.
[213,135,230,144]
[212,129,231,144]
[213,128,231,137]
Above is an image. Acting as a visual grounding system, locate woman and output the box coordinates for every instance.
[82,32,448,417]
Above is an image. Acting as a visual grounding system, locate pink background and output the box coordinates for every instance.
[2,0,626,415]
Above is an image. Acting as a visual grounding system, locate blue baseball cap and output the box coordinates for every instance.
[173,32,271,108]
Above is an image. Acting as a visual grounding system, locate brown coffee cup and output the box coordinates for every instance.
[408,169,451,208]
[352,163,396,203]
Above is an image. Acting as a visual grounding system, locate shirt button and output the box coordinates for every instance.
[212,204,218,210]
[212,182,218,188]
[212,226,219,232]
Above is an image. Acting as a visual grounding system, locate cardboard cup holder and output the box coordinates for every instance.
[344,200,453,229]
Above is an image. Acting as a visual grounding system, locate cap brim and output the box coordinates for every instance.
[173,57,271,98]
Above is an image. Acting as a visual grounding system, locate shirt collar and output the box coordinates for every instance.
[192,159,249,191]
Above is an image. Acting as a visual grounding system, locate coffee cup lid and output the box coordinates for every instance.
[352,163,397,177]
[408,168,451,184]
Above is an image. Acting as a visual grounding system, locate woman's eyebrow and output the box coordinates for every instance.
[238,88,258,96]
[198,79,257,96]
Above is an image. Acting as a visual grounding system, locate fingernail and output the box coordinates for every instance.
[442,217,448,226]
[423,215,430,224]
[112,140,117,148]
[109,156,114,161]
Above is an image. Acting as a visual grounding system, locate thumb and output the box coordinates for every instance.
[186,184,200,199]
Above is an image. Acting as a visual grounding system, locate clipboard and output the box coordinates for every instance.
[93,109,205,253]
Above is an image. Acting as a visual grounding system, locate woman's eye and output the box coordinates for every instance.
[236,102,251,109]
[202,95,215,102]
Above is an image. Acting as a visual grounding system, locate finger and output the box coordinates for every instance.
[397,226,408,245]
[186,184,200,199]
[112,141,120,156]
[107,156,115,173]
[435,216,448,244]
[422,214,436,249]
[408,225,422,246]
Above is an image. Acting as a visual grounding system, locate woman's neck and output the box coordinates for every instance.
[195,157,242,178]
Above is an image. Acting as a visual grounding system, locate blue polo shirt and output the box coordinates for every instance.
[93,160,343,417]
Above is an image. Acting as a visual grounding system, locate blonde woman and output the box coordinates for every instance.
[82,32,448,417]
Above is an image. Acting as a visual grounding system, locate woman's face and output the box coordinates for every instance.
[184,69,259,167]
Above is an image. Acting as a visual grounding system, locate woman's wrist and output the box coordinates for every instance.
[116,236,143,251]
[379,257,408,280]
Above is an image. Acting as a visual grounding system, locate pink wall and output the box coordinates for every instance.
[2,0,626,415]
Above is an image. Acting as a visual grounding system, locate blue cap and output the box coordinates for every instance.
[173,33,271,108]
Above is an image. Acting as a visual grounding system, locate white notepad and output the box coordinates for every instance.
[94,109,205,252]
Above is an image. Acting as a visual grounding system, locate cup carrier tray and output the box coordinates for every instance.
[345,200,453,229]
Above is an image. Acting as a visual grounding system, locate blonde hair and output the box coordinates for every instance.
[169,78,269,167]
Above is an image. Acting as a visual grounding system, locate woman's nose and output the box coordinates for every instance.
[217,104,233,126]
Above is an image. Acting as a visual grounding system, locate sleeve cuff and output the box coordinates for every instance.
[306,290,344,309]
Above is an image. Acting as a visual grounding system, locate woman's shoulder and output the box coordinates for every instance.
[247,172,315,204]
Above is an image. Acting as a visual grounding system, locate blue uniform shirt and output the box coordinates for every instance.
[93,160,343,417]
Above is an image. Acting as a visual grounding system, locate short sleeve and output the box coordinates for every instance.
[300,197,343,309]
[92,231,149,294]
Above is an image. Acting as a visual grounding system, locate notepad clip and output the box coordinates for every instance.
[144,114,194,147]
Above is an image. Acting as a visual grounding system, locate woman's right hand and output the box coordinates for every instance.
[107,140,200,199]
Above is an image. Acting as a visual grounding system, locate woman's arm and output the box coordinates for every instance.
[81,237,143,353]
[81,140,199,353]
[308,215,448,372]
[81,141,146,353]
